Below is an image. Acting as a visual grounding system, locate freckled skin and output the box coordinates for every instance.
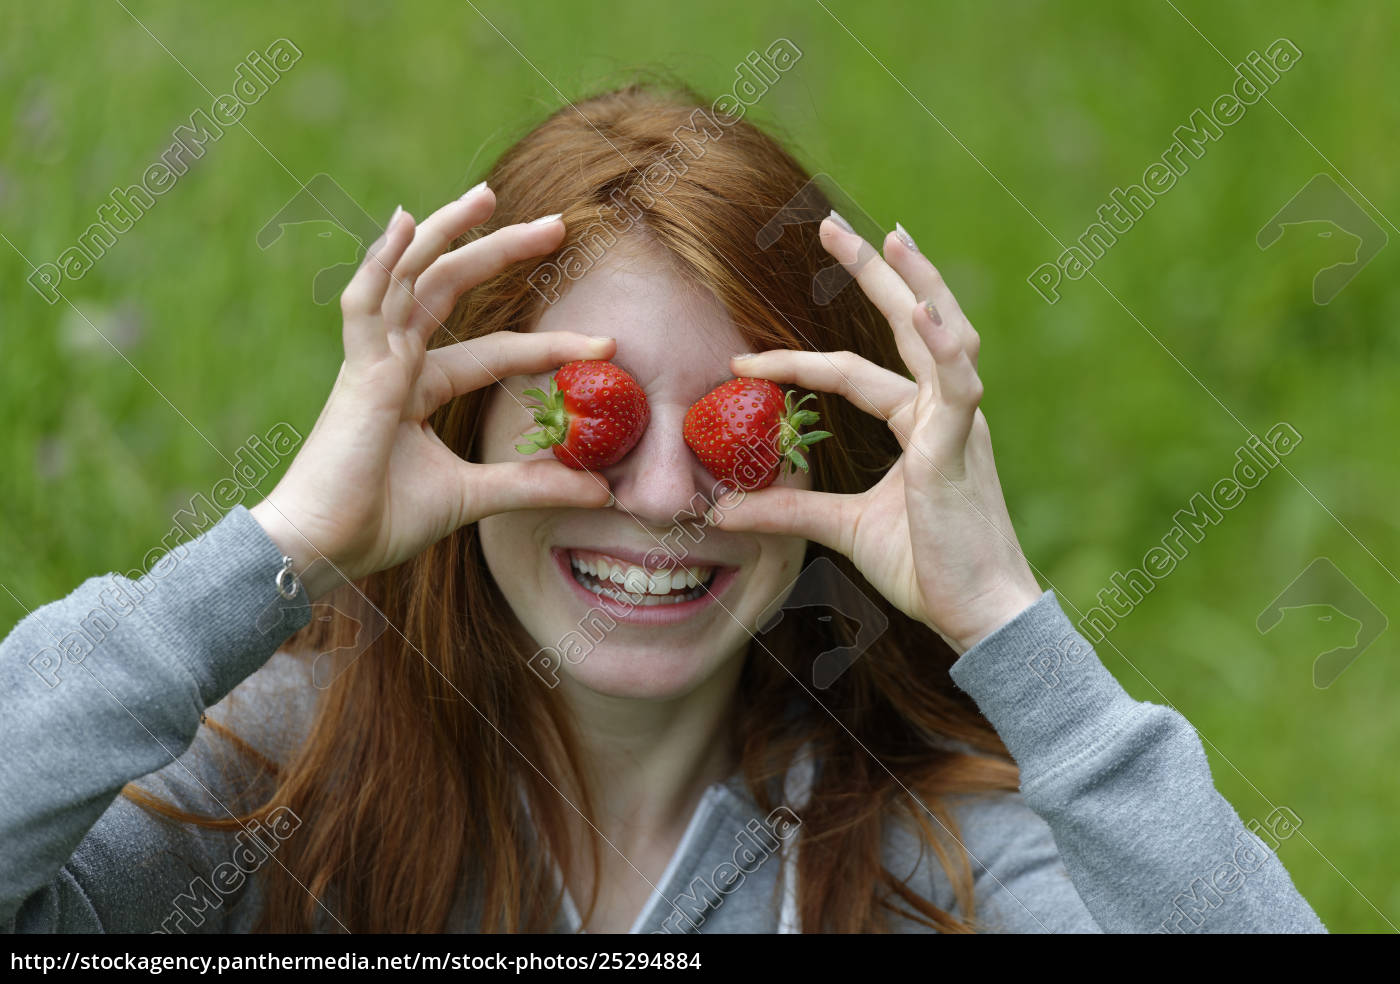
[477,244,811,701]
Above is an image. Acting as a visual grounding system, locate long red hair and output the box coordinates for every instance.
[125,82,1020,933]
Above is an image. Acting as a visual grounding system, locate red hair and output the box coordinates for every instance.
[126,81,1020,932]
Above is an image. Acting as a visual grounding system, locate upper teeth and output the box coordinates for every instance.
[570,553,712,595]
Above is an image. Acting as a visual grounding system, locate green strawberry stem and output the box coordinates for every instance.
[776,390,833,474]
[515,381,570,454]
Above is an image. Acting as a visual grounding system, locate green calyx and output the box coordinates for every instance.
[775,390,833,474]
[515,381,570,454]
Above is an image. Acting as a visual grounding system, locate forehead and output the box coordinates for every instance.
[532,242,747,395]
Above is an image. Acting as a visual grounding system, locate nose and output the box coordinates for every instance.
[601,400,713,530]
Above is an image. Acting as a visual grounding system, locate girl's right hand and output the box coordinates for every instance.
[250,186,614,600]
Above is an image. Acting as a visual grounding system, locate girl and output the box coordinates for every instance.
[0,84,1324,933]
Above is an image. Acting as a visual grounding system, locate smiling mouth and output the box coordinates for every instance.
[566,549,718,606]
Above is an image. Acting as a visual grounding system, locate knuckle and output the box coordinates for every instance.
[339,286,370,316]
[931,331,961,361]
[492,329,521,346]
[832,350,858,374]
[387,257,415,287]
[479,225,521,259]
[422,230,452,262]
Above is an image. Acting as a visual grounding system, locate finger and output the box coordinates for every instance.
[412,330,616,417]
[706,485,854,557]
[380,183,498,327]
[463,459,612,522]
[729,349,915,420]
[404,215,569,341]
[882,226,979,369]
[819,215,934,383]
[913,299,983,451]
[339,208,414,362]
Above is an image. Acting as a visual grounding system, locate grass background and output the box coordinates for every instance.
[2,0,1396,931]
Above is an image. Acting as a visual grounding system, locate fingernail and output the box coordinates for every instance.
[605,492,616,508]
[389,204,403,226]
[827,209,855,234]
[531,212,563,225]
[923,299,943,327]
[591,335,613,343]
[732,352,756,360]
[895,221,919,254]
[460,180,488,200]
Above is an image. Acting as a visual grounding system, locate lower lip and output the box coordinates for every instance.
[551,549,737,626]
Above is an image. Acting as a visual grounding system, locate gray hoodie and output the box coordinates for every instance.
[0,506,1326,933]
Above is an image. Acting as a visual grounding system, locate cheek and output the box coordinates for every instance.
[747,535,809,614]
[477,512,542,600]
[477,515,511,589]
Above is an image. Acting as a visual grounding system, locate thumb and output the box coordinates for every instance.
[706,486,852,556]
[463,460,612,523]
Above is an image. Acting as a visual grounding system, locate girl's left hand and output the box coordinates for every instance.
[708,216,1042,654]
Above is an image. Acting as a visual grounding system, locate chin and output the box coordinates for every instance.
[554,641,730,701]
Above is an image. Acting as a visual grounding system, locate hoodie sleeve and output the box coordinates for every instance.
[0,506,313,931]
[943,590,1327,933]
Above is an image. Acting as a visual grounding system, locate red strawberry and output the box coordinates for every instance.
[682,378,832,490]
[516,360,649,470]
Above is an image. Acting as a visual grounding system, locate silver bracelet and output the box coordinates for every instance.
[275,554,302,600]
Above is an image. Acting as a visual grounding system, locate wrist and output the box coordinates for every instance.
[248,499,345,601]
[944,581,1045,655]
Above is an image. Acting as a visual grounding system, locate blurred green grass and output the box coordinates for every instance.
[2,0,1396,932]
